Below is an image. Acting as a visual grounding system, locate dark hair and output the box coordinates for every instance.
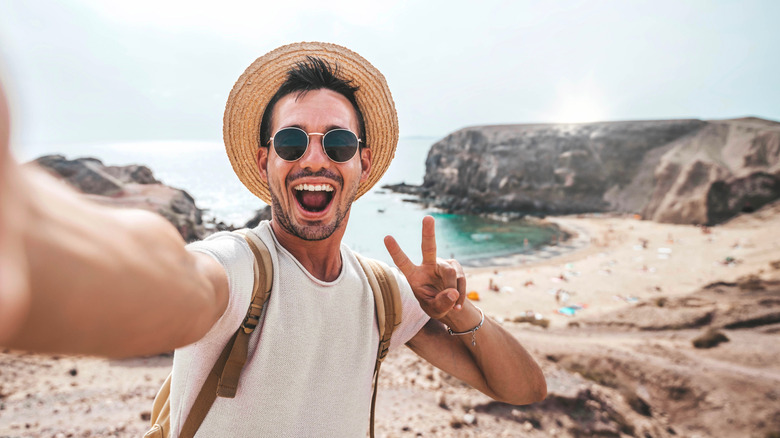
[259,56,367,148]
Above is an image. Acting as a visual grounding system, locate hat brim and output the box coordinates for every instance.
[223,42,399,205]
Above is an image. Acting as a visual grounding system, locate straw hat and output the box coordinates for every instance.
[223,42,399,204]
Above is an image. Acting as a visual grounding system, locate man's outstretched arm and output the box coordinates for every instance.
[385,216,547,405]
[0,86,228,357]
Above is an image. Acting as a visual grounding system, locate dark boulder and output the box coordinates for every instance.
[33,155,206,242]
[34,155,126,196]
[243,206,272,229]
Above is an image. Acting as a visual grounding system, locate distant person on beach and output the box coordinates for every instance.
[0,42,546,436]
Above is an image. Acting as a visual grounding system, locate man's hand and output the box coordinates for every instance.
[0,82,31,343]
[384,215,466,320]
[0,80,228,356]
[390,217,548,405]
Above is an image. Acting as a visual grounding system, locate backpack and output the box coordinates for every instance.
[144,229,402,438]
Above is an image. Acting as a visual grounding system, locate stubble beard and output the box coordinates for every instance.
[269,179,359,242]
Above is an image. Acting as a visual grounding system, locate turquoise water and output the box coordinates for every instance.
[16,138,558,266]
[426,213,560,261]
[344,194,560,266]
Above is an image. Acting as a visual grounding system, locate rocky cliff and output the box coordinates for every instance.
[33,155,207,241]
[420,117,780,225]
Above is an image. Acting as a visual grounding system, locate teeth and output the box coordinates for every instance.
[294,184,334,192]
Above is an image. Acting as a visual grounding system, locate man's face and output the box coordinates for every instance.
[258,88,371,241]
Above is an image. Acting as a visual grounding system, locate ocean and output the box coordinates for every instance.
[17,138,558,266]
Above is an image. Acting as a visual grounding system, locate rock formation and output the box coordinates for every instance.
[243,206,273,229]
[32,155,206,241]
[418,117,780,225]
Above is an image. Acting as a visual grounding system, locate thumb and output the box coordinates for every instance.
[432,288,458,314]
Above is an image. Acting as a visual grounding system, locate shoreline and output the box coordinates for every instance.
[459,215,593,268]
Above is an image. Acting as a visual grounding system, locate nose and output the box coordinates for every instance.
[297,134,330,171]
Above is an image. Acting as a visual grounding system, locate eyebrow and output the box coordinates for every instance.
[324,124,350,132]
[281,124,352,133]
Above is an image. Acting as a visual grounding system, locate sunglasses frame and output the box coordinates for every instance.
[268,127,363,163]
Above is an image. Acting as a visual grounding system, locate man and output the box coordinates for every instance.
[0,42,545,436]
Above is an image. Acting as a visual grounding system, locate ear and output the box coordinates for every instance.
[256,147,269,183]
[359,147,372,183]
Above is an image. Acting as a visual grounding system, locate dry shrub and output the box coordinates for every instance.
[692,329,729,349]
[512,314,550,328]
[737,274,765,291]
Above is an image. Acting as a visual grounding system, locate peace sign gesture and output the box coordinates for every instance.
[384,216,466,320]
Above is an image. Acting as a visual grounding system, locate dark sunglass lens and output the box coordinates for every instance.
[323,130,359,162]
[273,128,308,161]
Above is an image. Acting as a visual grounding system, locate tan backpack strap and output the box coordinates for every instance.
[179,230,272,438]
[355,255,402,438]
[145,373,173,437]
[179,335,238,437]
[216,231,273,397]
[368,360,384,438]
[357,256,402,356]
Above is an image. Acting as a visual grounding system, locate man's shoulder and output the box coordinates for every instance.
[344,250,412,294]
[187,221,272,251]
[184,227,265,273]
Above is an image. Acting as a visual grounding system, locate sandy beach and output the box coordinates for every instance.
[2,204,779,437]
[466,209,779,329]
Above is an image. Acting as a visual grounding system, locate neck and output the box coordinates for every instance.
[269,218,348,282]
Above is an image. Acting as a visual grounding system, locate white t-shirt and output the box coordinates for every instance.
[169,221,430,437]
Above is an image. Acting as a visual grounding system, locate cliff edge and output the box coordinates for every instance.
[420,117,780,225]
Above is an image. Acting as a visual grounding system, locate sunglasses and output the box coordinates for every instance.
[268,127,362,163]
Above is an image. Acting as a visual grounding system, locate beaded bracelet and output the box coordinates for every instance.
[446,306,485,346]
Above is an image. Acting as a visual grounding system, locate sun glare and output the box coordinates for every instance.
[552,96,609,124]
[545,79,610,124]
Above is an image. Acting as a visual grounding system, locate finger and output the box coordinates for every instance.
[0,233,30,342]
[438,259,458,292]
[432,288,459,316]
[421,215,437,265]
[449,259,467,310]
[0,83,31,342]
[456,277,466,309]
[384,235,415,276]
[0,81,10,162]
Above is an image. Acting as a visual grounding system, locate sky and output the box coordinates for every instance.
[1,0,778,150]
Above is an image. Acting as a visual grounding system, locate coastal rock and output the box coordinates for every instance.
[34,155,128,196]
[644,118,780,224]
[243,206,273,229]
[33,155,206,242]
[102,163,159,185]
[419,117,780,224]
[381,182,425,196]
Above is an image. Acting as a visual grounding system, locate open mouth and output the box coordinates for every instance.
[293,183,335,213]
